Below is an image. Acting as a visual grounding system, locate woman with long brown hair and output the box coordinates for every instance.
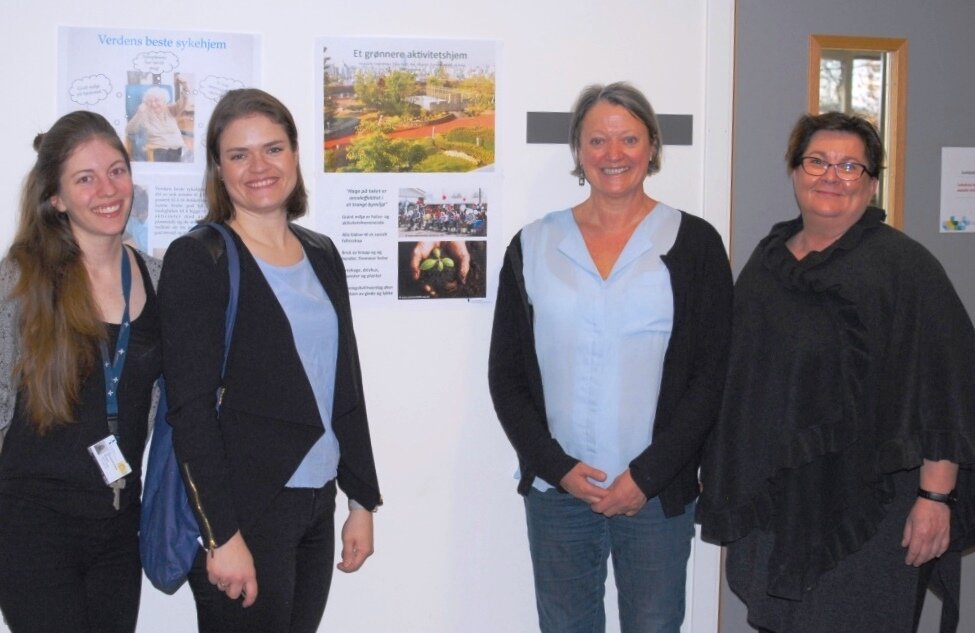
[0,111,162,632]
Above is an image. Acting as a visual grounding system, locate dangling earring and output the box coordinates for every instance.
[578,175,586,187]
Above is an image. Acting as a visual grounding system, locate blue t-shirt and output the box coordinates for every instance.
[255,253,340,488]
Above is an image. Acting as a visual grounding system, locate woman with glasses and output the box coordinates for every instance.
[698,111,975,633]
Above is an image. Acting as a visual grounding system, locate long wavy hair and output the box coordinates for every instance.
[7,111,131,433]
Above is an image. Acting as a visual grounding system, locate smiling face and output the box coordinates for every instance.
[50,137,133,244]
[577,101,655,200]
[792,130,878,231]
[145,94,166,113]
[217,114,298,219]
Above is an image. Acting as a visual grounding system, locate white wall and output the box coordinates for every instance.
[0,2,733,631]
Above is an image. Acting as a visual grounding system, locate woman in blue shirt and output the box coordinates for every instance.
[159,89,381,633]
[489,82,732,633]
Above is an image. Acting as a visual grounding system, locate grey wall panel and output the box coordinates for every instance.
[526,112,693,145]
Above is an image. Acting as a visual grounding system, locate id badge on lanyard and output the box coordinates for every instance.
[88,248,134,510]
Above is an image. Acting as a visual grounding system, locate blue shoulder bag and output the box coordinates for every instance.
[140,223,240,594]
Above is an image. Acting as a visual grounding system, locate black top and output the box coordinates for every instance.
[698,208,975,599]
[489,211,733,518]
[0,252,162,517]
[159,223,381,549]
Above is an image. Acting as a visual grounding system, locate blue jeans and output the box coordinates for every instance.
[525,488,694,633]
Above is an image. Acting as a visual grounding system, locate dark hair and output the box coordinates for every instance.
[569,81,662,178]
[203,88,307,222]
[785,111,885,177]
[8,110,130,431]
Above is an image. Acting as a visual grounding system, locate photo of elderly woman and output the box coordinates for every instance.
[124,74,193,163]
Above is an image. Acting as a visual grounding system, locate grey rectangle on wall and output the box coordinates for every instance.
[526,112,693,145]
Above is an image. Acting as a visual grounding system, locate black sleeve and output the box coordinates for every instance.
[488,236,577,488]
[158,235,239,547]
[629,220,734,499]
[318,234,383,510]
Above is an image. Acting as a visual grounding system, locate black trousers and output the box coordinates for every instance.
[0,496,142,633]
[188,480,337,633]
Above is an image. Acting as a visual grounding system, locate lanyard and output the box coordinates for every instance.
[98,248,132,437]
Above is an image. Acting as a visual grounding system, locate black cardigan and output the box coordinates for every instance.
[488,211,733,518]
[159,224,381,548]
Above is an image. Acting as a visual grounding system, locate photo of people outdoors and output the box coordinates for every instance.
[398,187,487,237]
[322,39,496,173]
[397,240,486,299]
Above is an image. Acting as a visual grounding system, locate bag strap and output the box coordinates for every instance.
[186,223,240,384]
[200,223,240,379]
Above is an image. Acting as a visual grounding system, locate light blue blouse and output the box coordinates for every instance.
[521,204,680,491]
[255,253,341,488]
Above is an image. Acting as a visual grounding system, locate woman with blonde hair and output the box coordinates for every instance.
[489,82,732,633]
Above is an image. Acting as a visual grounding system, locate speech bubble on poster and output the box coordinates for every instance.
[198,75,246,102]
[68,74,113,106]
[132,51,180,75]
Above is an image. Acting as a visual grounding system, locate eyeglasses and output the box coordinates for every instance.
[799,157,871,181]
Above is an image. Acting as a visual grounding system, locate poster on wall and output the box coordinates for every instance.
[58,26,261,255]
[314,36,499,304]
[940,147,975,233]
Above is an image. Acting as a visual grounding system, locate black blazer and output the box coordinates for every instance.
[159,223,381,548]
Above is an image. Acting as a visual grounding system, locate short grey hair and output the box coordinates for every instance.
[142,86,171,104]
[569,81,662,178]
